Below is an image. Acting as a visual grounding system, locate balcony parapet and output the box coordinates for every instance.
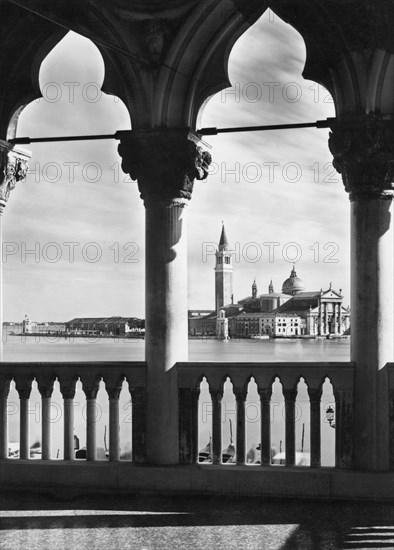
[176,361,355,469]
[0,361,146,463]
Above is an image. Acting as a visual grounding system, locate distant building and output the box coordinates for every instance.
[21,315,66,334]
[188,310,216,336]
[189,225,350,338]
[234,269,350,337]
[65,317,144,336]
[22,315,35,333]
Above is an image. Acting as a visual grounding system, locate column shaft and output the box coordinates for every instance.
[145,201,188,464]
[351,199,393,470]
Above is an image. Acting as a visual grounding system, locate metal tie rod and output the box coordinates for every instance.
[9,119,334,145]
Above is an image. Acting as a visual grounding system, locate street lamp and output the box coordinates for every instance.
[325,405,336,428]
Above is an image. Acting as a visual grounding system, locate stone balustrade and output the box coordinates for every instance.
[177,361,356,469]
[0,362,146,463]
[0,360,394,500]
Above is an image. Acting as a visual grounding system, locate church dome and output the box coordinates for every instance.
[282,266,305,295]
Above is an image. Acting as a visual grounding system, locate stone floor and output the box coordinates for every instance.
[0,491,393,550]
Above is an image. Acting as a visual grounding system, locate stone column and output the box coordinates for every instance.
[338,303,342,334]
[118,129,211,464]
[329,114,394,470]
[332,304,337,334]
[0,142,30,360]
[318,300,323,336]
[324,303,328,335]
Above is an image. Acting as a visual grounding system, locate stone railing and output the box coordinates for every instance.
[0,362,146,463]
[1,361,394,500]
[177,362,355,469]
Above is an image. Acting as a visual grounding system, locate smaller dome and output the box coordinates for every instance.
[282,266,305,295]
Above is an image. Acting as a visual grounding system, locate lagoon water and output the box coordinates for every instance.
[4,337,348,465]
[3,334,350,362]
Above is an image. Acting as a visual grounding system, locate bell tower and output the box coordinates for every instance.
[215,224,233,314]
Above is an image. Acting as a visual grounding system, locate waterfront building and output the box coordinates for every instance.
[65,316,144,336]
[276,284,351,336]
[192,228,350,338]
[21,314,35,334]
[188,309,215,336]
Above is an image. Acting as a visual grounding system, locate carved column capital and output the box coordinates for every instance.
[328,115,394,201]
[118,128,212,206]
[0,141,30,214]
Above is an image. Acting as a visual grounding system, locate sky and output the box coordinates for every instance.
[2,10,350,322]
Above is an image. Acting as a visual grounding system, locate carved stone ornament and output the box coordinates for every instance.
[118,129,212,205]
[0,141,30,213]
[328,114,394,201]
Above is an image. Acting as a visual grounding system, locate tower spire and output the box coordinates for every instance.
[219,223,228,250]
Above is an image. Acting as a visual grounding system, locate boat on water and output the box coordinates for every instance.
[199,421,310,465]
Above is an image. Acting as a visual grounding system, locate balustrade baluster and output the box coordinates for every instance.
[308,387,322,468]
[16,380,33,460]
[210,388,223,464]
[107,386,121,462]
[83,381,100,461]
[60,381,77,460]
[234,387,247,464]
[283,388,297,467]
[259,388,272,466]
[38,379,55,460]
